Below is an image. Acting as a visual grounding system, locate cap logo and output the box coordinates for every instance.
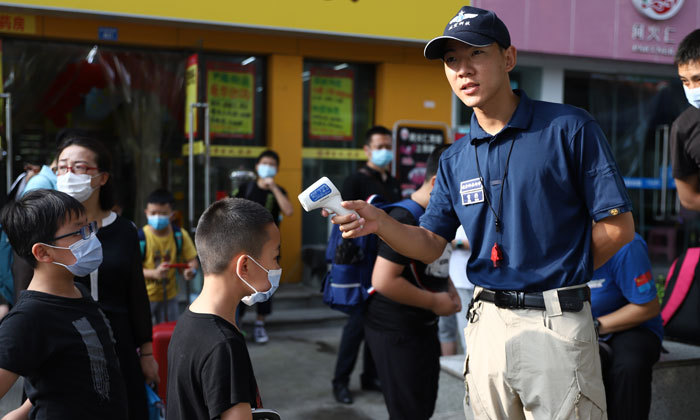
[448,11,479,30]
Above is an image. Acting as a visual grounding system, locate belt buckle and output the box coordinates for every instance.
[494,291,525,309]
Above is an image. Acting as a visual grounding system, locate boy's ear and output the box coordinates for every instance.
[230,253,249,279]
[32,243,53,263]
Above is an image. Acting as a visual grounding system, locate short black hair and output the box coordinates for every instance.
[146,188,175,206]
[57,135,115,211]
[256,150,280,166]
[425,144,450,181]
[195,198,275,275]
[0,189,85,268]
[676,29,700,66]
[365,126,392,146]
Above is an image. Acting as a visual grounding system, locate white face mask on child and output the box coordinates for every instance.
[237,255,281,306]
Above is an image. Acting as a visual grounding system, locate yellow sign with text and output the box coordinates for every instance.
[0,14,36,34]
[207,63,254,138]
[309,69,353,141]
[184,54,198,137]
[182,142,365,161]
[5,1,469,42]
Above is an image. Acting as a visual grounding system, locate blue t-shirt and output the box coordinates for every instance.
[590,233,664,341]
[420,90,632,291]
[20,165,57,197]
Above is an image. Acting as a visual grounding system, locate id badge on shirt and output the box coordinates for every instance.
[460,178,484,206]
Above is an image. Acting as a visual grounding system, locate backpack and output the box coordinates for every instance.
[660,247,700,344]
[138,224,183,263]
[321,196,425,313]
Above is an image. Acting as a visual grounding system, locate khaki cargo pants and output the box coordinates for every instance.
[463,287,607,420]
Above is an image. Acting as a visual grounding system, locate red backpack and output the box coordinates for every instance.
[661,248,700,344]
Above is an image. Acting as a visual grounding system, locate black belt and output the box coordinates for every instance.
[475,286,591,312]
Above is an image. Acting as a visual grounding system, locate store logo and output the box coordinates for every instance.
[631,0,684,21]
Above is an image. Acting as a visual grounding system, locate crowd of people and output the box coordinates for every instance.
[0,4,697,420]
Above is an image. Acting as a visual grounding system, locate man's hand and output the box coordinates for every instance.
[183,267,197,281]
[322,200,385,239]
[259,177,275,190]
[431,292,461,316]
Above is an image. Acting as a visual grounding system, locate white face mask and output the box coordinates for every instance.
[57,172,99,203]
[684,85,700,109]
[41,233,103,277]
[238,255,282,306]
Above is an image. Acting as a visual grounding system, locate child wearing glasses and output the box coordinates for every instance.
[166,198,281,420]
[0,189,127,419]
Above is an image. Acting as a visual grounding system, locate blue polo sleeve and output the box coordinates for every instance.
[613,239,658,305]
[572,120,632,221]
[420,156,459,241]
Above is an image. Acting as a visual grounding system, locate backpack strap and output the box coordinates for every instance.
[661,248,700,326]
[137,228,147,260]
[172,224,183,262]
[389,199,425,223]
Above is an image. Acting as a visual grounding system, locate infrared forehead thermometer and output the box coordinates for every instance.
[298,177,358,217]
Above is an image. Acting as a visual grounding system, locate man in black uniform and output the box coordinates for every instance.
[671,29,700,210]
[332,125,401,404]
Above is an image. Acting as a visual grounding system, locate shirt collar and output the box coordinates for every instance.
[468,89,534,143]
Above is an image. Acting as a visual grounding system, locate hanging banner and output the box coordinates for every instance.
[309,68,354,141]
[184,54,198,138]
[206,61,254,139]
[395,125,447,197]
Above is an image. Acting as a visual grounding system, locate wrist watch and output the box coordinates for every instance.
[455,239,464,249]
[593,318,601,335]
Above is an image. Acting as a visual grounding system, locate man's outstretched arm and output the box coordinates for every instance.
[326,200,448,264]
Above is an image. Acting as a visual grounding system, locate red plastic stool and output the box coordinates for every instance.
[152,321,177,402]
[647,227,677,262]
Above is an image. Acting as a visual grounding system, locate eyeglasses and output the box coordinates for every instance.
[56,164,99,175]
[53,221,98,241]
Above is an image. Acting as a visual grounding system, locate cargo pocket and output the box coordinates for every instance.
[556,369,606,420]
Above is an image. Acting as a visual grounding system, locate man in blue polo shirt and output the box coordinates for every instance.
[327,5,634,419]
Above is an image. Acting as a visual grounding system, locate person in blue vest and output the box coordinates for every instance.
[327,5,634,419]
[590,233,663,420]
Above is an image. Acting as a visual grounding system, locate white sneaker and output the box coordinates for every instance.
[253,322,269,344]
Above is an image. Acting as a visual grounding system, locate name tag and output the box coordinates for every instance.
[460,178,484,206]
[588,279,605,288]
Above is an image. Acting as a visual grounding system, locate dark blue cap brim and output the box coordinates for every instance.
[424,34,496,60]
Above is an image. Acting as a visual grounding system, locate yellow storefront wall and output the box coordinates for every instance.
[0,10,453,283]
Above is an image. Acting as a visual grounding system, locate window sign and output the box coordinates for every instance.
[309,68,354,141]
[395,125,447,198]
[206,61,255,138]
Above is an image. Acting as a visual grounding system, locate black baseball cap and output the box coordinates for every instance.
[424,6,511,60]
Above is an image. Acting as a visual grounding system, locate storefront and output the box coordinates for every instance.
[0,1,697,284]
[0,1,464,284]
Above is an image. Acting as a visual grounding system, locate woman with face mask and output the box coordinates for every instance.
[56,135,155,420]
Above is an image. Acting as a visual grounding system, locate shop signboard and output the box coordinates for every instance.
[308,69,353,141]
[206,61,255,139]
[471,0,700,64]
[394,124,448,198]
[0,13,36,35]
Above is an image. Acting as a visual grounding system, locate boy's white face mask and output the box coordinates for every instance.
[237,255,281,306]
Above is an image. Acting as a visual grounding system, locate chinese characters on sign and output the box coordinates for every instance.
[309,69,354,141]
[0,14,36,34]
[206,62,254,138]
[631,22,676,56]
[396,126,446,198]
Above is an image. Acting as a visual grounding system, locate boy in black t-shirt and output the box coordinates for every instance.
[364,145,461,420]
[0,189,127,419]
[167,198,281,420]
